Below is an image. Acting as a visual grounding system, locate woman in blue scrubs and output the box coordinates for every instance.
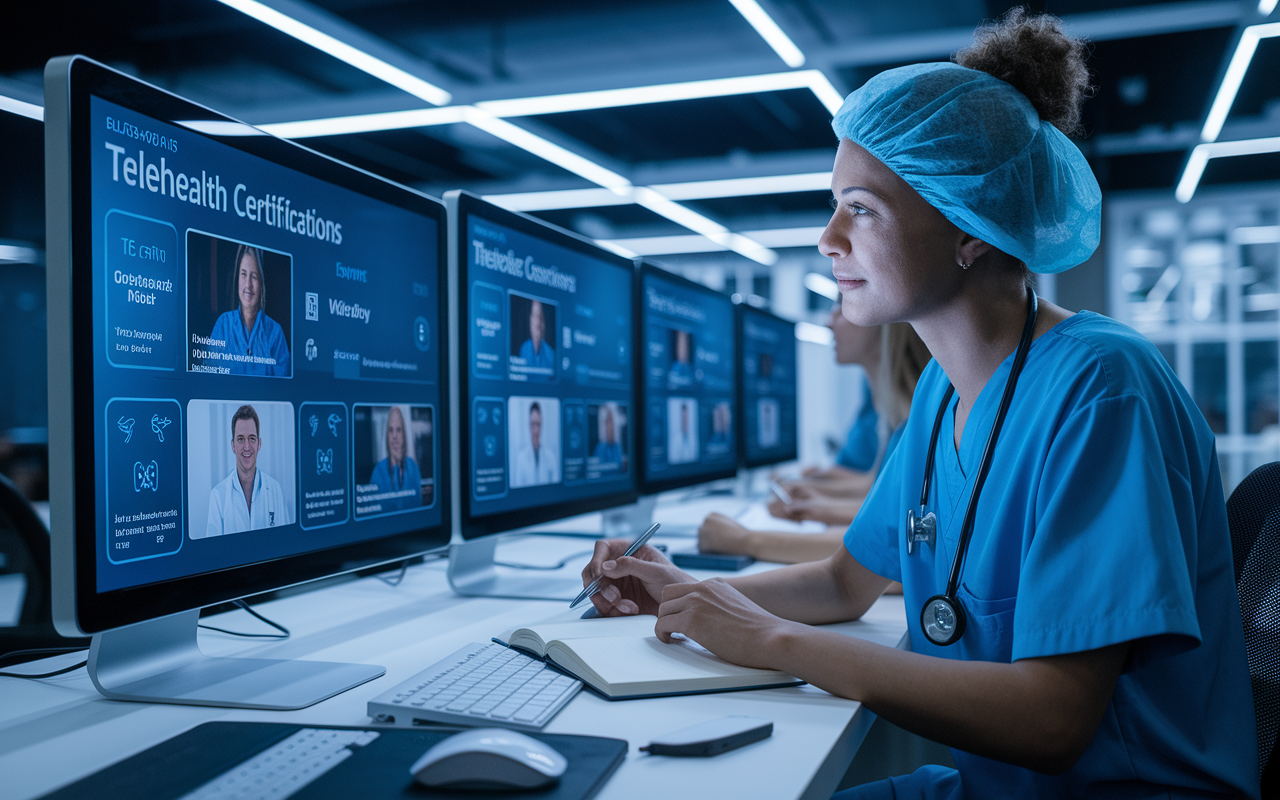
[209,244,291,376]
[582,9,1258,798]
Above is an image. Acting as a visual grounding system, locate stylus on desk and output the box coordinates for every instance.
[570,522,661,610]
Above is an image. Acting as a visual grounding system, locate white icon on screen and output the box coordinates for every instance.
[150,414,172,442]
[309,414,319,436]
[305,338,318,361]
[117,417,135,443]
[328,413,342,437]
[316,448,334,474]
[133,461,158,492]
[306,292,319,321]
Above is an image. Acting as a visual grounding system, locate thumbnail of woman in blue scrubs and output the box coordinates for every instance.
[370,405,421,512]
[582,9,1258,799]
[209,244,291,377]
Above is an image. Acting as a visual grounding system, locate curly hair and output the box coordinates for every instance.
[953,7,1092,136]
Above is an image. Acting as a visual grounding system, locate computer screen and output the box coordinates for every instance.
[738,304,798,468]
[637,263,737,493]
[46,57,450,641]
[450,192,637,540]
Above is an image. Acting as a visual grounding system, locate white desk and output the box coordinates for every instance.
[0,532,906,800]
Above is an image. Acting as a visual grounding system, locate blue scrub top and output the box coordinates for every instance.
[837,377,879,471]
[844,312,1258,798]
[370,457,422,511]
[209,309,291,377]
[518,339,556,370]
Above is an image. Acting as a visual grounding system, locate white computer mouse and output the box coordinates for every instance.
[409,728,568,790]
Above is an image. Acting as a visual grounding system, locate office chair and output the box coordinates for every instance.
[0,473,88,657]
[1228,460,1280,796]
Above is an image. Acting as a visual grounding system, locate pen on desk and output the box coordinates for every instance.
[769,480,792,505]
[570,522,661,610]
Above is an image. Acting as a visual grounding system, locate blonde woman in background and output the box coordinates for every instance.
[697,310,930,563]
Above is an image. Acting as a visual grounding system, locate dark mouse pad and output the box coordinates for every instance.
[39,722,628,800]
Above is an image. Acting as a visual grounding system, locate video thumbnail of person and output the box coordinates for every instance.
[666,397,699,465]
[757,398,781,448]
[508,395,561,488]
[187,399,297,539]
[587,401,628,476]
[707,400,732,456]
[666,328,695,389]
[187,230,293,377]
[508,292,557,382]
[353,404,435,519]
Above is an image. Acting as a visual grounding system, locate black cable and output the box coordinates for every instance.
[0,647,88,679]
[374,561,410,586]
[494,550,594,571]
[197,599,290,640]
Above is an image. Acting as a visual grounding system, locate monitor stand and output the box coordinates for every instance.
[448,497,659,601]
[87,609,384,710]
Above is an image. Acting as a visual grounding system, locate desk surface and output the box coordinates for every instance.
[0,530,906,800]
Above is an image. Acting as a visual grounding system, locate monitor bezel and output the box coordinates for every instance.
[635,260,739,495]
[48,56,452,636]
[736,303,800,469]
[451,191,639,540]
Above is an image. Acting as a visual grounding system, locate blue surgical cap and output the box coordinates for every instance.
[831,62,1101,274]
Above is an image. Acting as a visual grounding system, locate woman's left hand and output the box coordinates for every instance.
[654,578,794,670]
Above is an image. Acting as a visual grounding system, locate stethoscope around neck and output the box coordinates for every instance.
[906,289,1039,646]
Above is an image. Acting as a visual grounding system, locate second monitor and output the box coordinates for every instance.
[447,192,638,598]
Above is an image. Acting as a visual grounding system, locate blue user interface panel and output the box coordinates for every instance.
[740,306,798,467]
[91,96,443,592]
[639,266,736,489]
[464,211,633,522]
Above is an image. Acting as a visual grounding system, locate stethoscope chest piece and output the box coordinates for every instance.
[921,594,966,646]
[905,507,936,555]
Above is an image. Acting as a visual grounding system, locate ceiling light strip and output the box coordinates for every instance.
[727,0,806,68]
[474,70,828,118]
[463,109,633,192]
[803,272,839,300]
[1201,22,1280,142]
[259,107,467,138]
[214,0,452,106]
[0,94,43,121]
[259,69,846,138]
[632,188,777,265]
[795,321,834,345]
[1176,135,1280,202]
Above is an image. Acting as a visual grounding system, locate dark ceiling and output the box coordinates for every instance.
[2,0,1279,260]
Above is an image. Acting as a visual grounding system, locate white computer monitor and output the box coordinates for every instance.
[45,56,450,708]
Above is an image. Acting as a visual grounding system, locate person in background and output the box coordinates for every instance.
[699,316,929,563]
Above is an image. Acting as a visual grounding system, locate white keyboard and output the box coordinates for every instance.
[180,728,379,800]
[367,641,582,732]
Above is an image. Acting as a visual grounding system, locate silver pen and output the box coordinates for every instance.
[570,522,662,609]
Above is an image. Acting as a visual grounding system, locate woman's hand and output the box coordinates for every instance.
[581,538,695,616]
[654,578,797,670]
[768,487,862,527]
[697,512,754,557]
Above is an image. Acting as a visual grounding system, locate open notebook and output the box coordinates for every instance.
[495,614,802,700]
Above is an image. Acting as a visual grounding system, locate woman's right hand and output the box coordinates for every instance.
[697,512,753,557]
[581,538,695,617]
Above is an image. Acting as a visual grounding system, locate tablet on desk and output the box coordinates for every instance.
[671,551,755,571]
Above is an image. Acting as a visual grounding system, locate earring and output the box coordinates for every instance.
[960,261,971,270]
